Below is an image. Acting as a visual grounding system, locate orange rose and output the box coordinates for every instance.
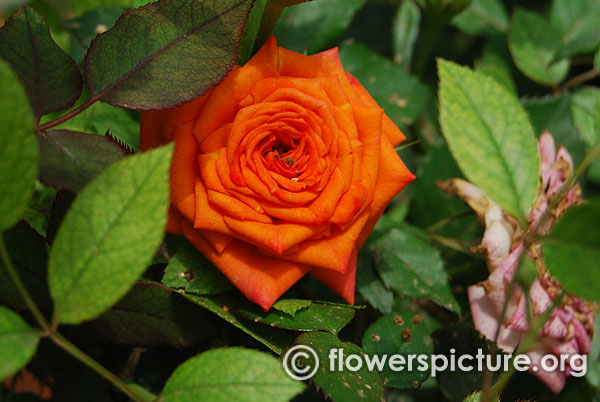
[140,37,415,310]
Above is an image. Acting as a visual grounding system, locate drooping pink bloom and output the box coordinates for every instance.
[441,132,593,393]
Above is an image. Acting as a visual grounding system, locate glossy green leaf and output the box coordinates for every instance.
[162,243,233,295]
[273,0,365,54]
[85,0,253,109]
[595,47,600,70]
[0,61,38,232]
[371,226,461,314]
[237,302,356,335]
[38,130,127,192]
[356,249,394,314]
[392,0,421,71]
[0,222,50,311]
[340,42,430,127]
[0,307,40,381]
[542,201,600,302]
[184,294,294,354]
[48,145,173,325]
[89,281,214,347]
[438,59,540,223]
[570,86,600,146]
[362,312,433,388]
[292,332,384,402]
[550,0,600,57]
[0,6,81,117]
[272,299,312,316]
[160,347,304,402]
[452,0,508,37]
[508,9,570,86]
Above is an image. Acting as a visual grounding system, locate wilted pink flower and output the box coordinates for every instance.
[441,132,593,393]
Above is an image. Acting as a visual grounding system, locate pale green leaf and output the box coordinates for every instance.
[48,145,173,324]
[438,59,540,223]
[0,60,38,231]
[0,307,39,381]
[272,299,312,316]
[160,347,304,402]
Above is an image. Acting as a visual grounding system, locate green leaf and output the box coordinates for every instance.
[475,61,516,95]
[371,226,461,314]
[63,7,127,65]
[38,130,127,192]
[508,9,570,86]
[550,0,600,57]
[437,59,540,223]
[0,6,82,117]
[48,144,173,325]
[0,60,38,232]
[356,249,394,314]
[0,222,50,311]
[392,0,421,71]
[52,97,140,150]
[273,0,365,54]
[292,332,384,402]
[237,302,356,335]
[237,0,267,64]
[408,143,476,238]
[160,347,304,402]
[85,0,253,109]
[183,294,295,354]
[452,0,509,37]
[340,42,430,127]
[542,200,600,302]
[272,299,312,316]
[570,86,600,146]
[161,243,233,295]
[88,281,214,347]
[589,158,600,184]
[523,94,586,165]
[0,306,40,381]
[595,47,600,71]
[362,312,433,388]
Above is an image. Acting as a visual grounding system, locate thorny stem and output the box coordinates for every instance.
[481,143,600,401]
[0,233,154,402]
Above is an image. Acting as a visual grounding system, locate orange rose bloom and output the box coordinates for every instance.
[140,37,415,310]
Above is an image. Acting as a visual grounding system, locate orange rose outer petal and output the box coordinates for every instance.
[140,37,415,310]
